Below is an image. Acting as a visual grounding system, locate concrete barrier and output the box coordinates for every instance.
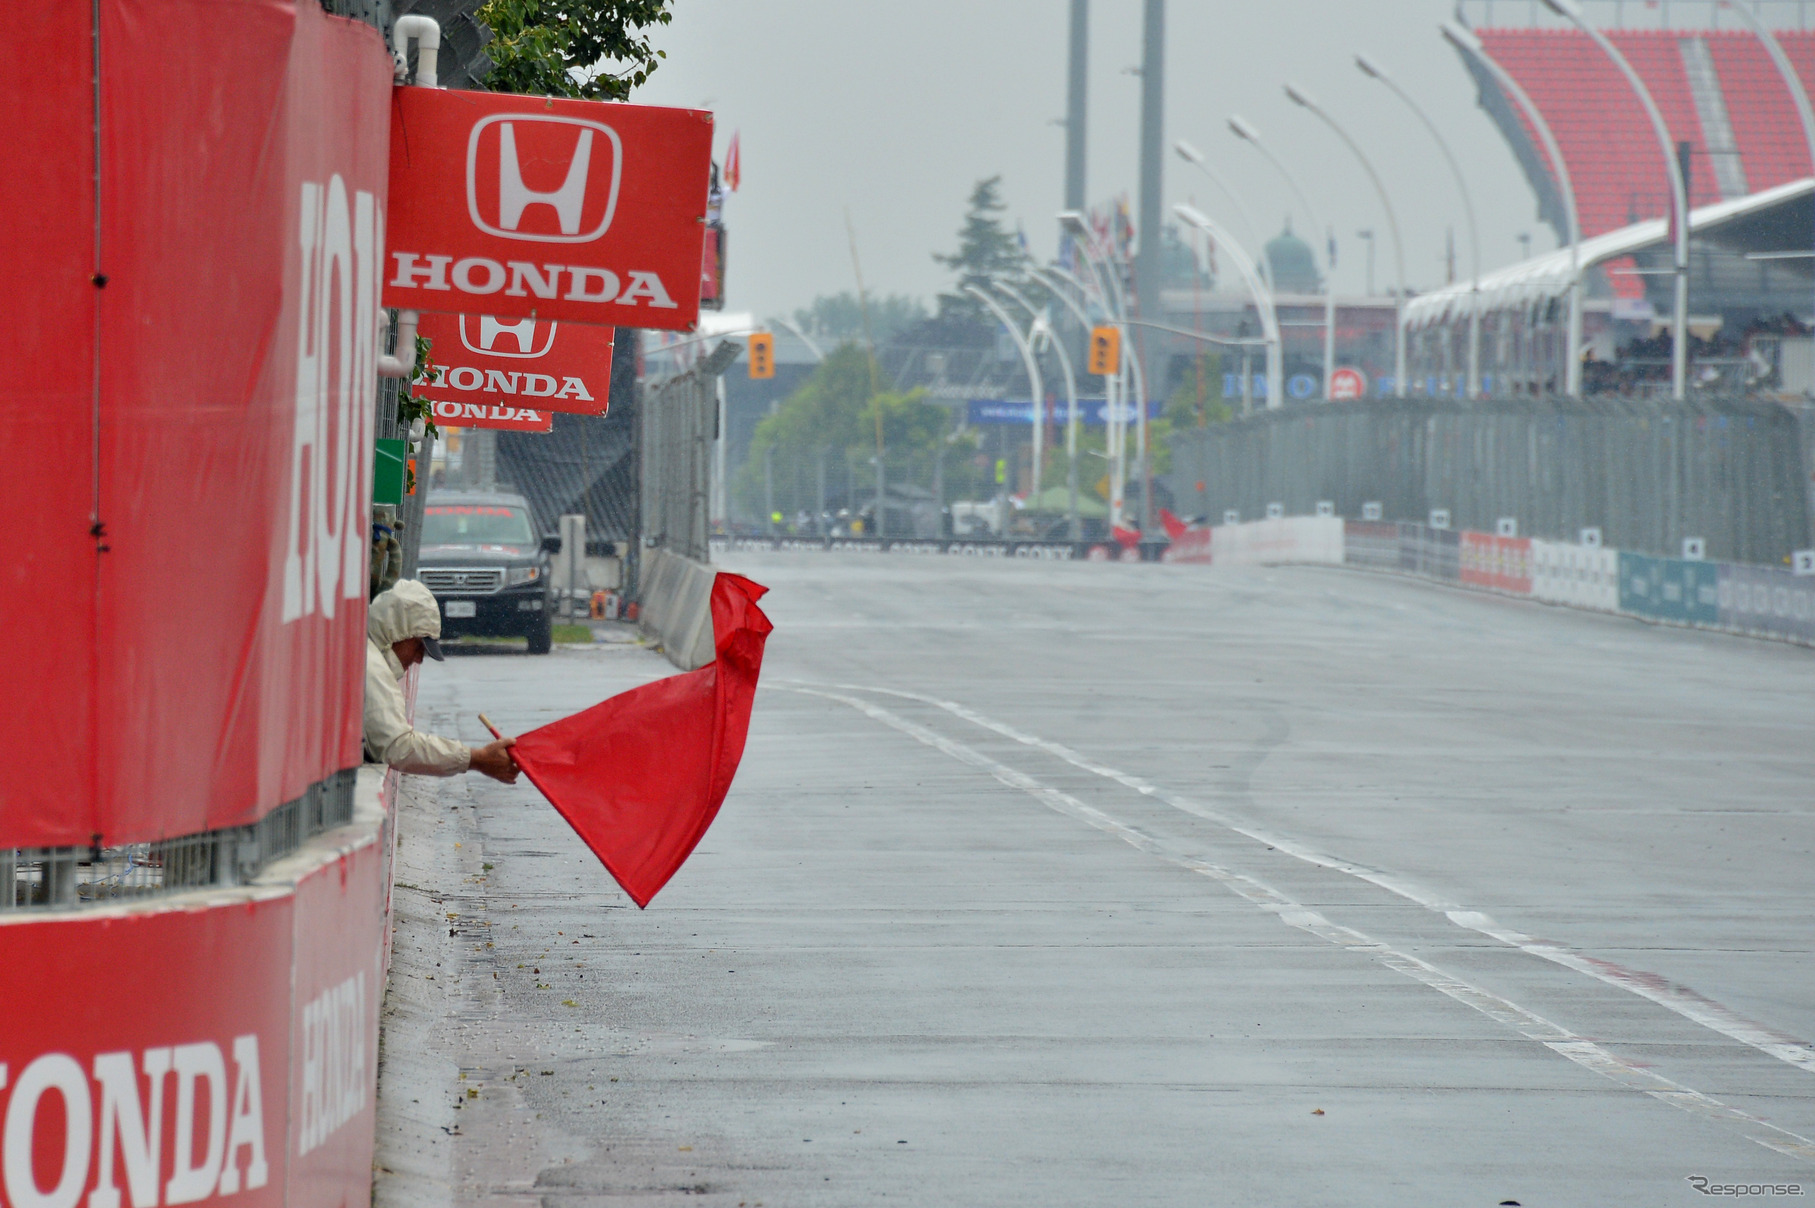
[638,547,718,670]
[1207,516,1345,567]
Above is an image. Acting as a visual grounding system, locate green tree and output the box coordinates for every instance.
[733,345,977,520]
[932,176,1026,327]
[783,293,928,345]
[479,0,672,100]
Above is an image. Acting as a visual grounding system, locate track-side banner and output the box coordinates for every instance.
[430,400,555,432]
[0,897,294,1208]
[384,88,713,330]
[415,312,612,415]
[0,2,392,847]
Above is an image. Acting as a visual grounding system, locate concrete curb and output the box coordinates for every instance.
[637,547,717,670]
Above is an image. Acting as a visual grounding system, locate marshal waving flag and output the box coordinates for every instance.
[509,574,772,907]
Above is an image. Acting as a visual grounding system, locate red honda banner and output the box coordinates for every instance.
[0,3,392,846]
[511,575,772,908]
[0,897,295,1208]
[384,88,713,331]
[415,311,611,415]
[431,400,555,432]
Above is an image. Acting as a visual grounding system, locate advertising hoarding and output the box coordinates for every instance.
[384,88,713,331]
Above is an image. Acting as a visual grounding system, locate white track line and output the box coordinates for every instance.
[799,680,1815,1079]
[792,686,1815,1162]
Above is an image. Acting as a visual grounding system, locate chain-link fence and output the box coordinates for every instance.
[2,769,356,912]
[1166,396,1813,565]
[639,342,741,568]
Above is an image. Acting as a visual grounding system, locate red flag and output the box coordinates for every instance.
[1157,508,1189,540]
[1111,525,1142,550]
[511,573,773,907]
[724,130,741,192]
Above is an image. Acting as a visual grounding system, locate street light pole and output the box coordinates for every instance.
[1054,220,1149,528]
[967,285,1045,513]
[1173,140,1264,251]
[1227,115,1337,401]
[1284,83,1408,398]
[773,316,826,363]
[998,281,1082,538]
[1442,21,1585,397]
[1174,204,1282,409]
[1356,51,1482,400]
[1538,0,1688,400]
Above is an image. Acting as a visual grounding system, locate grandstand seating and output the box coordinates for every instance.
[1477,26,1815,234]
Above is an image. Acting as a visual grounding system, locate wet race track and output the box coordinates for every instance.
[374,553,1815,1207]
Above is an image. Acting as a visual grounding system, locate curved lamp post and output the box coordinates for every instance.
[773,317,826,363]
[997,281,1082,538]
[1283,82,1409,398]
[1174,203,1282,409]
[1227,115,1337,401]
[1035,262,1126,520]
[1356,51,1482,400]
[1173,140,1264,251]
[967,285,1045,512]
[1441,21,1584,397]
[1538,0,1688,400]
[1050,223,1149,528]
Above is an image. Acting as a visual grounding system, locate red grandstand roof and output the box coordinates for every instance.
[1476,26,1815,235]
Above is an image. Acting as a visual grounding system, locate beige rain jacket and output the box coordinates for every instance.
[364,580,470,775]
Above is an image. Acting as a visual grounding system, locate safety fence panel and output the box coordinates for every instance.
[1531,541,1620,612]
[1165,397,1813,568]
[1398,523,1461,582]
[1460,532,1533,595]
[1719,564,1815,644]
[1343,521,1401,570]
[641,369,715,565]
[1619,553,1722,626]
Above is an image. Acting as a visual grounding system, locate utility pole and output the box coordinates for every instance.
[1136,0,1164,534]
[1065,0,1088,214]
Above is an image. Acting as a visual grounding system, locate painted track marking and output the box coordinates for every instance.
[796,680,1815,1079]
[791,686,1815,1162]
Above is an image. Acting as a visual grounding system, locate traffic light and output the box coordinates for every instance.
[1088,325,1121,376]
[748,331,775,379]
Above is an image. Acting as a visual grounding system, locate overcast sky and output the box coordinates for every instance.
[633,0,1575,320]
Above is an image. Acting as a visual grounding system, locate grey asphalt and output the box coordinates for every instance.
[374,555,1815,1207]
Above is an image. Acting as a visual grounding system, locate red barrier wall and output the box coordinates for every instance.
[1459,532,1534,595]
[0,2,393,848]
[0,785,390,1208]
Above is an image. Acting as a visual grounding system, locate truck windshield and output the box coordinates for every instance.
[422,505,535,548]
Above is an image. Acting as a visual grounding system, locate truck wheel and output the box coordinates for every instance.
[526,612,553,655]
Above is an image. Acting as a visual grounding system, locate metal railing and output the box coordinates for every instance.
[2,769,356,912]
[640,341,741,568]
[1165,395,1813,566]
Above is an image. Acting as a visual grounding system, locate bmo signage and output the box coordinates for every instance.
[416,312,614,433]
[385,89,713,330]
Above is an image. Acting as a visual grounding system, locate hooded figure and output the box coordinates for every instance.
[365,580,517,782]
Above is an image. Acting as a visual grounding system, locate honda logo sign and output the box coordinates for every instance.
[386,89,712,330]
[463,315,558,358]
[466,114,622,242]
[416,311,613,418]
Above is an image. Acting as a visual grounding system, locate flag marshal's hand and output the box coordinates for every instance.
[472,713,520,784]
[470,738,519,783]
